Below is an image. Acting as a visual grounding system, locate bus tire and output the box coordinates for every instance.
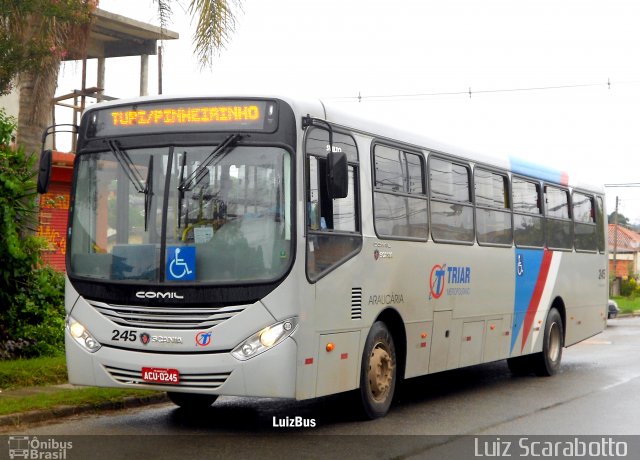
[532,308,564,376]
[167,392,218,410]
[359,321,397,419]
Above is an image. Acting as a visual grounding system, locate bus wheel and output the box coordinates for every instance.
[532,308,564,376]
[359,321,397,419]
[167,392,218,410]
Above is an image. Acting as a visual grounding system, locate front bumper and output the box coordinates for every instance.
[65,331,297,398]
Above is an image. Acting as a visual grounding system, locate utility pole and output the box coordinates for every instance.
[604,183,640,295]
[158,46,163,95]
[613,196,619,295]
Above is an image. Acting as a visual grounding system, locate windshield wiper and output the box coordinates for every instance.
[106,139,146,193]
[144,156,153,231]
[177,151,187,228]
[178,134,244,192]
[105,139,152,230]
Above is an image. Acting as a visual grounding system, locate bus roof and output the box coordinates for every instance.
[83,93,604,194]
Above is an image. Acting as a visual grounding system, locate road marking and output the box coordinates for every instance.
[582,338,612,345]
[602,374,640,391]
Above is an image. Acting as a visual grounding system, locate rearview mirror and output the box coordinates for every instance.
[327,150,348,199]
[37,149,52,194]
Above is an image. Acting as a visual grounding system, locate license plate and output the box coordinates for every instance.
[141,367,180,384]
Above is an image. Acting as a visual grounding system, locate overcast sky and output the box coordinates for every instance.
[57,0,640,223]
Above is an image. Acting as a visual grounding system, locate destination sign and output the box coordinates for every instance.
[89,99,277,137]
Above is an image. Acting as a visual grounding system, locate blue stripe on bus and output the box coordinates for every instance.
[512,248,545,354]
[510,157,568,186]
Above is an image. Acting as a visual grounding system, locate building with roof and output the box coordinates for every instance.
[608,224,640,280]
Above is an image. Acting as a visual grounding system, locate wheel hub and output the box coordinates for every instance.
[548,322,561,362]
[368,344,394,401]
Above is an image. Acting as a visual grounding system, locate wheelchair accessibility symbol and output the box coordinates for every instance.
[516,253,524,277]
[166,246,196,281]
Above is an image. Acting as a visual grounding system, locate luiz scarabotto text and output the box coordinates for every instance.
[474,437,628,458]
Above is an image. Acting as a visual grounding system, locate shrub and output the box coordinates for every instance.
[0,111,41,307]
[620,277,638,298]
[0,108,65,358]
[4,267,65,357]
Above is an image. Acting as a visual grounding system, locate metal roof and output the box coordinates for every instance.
[65,9,179,60]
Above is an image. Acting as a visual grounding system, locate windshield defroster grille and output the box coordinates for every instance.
[88,300,245,330]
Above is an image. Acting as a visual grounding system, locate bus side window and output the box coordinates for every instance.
[308,155,322,230]
[373,145,428,240]
[596,196,606,253]
[305,127,361,281]
[512,178,544,248]
[429,157,474,244]
[308,156,357,232]
[573,192,597,252]
[474,168,512,246]
[545,184,572,250]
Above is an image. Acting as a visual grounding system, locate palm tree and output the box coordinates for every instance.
[157,0,242,69]
[14,0,241,159]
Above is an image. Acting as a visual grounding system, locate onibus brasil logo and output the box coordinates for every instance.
[8,436,73,459]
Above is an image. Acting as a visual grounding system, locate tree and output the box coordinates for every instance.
[155,0,241,68]
[2,1,96,160]
[1,1,89,95]
[609,211,630,227]
[9,0,241,160]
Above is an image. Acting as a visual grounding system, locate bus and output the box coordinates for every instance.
[38,95,608,419]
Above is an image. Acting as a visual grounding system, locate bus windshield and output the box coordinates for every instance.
[69,144,292,284]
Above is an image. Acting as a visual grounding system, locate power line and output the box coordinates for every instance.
[324,78,640,102]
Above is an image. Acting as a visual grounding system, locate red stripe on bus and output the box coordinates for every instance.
[521,249,553,352]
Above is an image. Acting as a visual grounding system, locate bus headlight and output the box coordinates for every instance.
[66,316,101,353]
[231,318,298,361]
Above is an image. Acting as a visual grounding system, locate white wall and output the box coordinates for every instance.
[0,90,19,119]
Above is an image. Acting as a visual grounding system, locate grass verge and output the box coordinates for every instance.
[0,354,67,389]
[0,387,160,416]
[611,296,640,314]
[0,355,163,417]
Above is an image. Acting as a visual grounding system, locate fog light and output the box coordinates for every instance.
[241,344,254,356]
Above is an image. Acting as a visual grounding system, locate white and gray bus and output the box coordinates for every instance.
[38,95,608,418]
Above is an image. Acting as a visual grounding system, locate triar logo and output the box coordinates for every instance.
[429,263,472,299]
[195,331,212,347]
[429,264,447,300]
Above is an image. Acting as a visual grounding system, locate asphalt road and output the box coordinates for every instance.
[3,317,640,459]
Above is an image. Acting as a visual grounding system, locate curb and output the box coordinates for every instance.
[0,393,169,430]
[612,312,640,318]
